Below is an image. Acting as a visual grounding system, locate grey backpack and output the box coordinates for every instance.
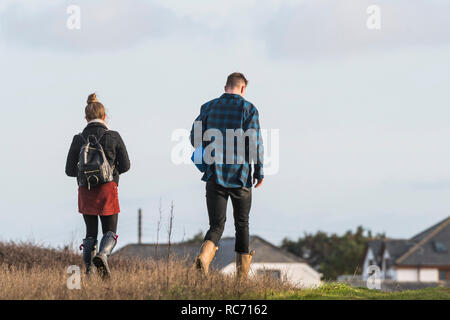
[77,132,114,190]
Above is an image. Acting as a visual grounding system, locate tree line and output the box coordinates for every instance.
[281,226,386,280]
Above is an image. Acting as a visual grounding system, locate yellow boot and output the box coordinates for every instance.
[195,240,218,275]
[236,250,255,281]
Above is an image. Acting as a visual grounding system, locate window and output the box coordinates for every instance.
[439,270,450,281]
[433,241,448,253]
[256,269,281,279]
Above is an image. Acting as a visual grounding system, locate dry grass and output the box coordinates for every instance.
[0,242,292,300]
[2,242,448,300]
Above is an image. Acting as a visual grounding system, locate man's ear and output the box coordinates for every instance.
[241,86,246,94]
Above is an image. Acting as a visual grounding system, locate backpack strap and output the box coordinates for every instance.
[96,130,108,144]
[80,129,108,146]
[95,129,109,147]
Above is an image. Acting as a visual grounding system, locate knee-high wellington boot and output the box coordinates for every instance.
[81,237,98,275]
[93,231,118,279]
[195,240,219,276]
[236,250,255,281]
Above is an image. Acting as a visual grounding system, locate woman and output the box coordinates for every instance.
[65,93,130,278]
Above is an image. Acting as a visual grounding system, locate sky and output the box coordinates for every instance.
[0,0,449,249]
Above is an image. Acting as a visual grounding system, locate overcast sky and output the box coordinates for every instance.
[0,0,449,249]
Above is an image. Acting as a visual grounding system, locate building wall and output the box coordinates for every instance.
[419,268,439,282]
[396,268,418,281]
[396,268,439,282]
[361,248,375,281]
[385,267,396,280]
[221,262,321,288]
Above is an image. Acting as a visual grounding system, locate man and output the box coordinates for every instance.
[190,72,264,280]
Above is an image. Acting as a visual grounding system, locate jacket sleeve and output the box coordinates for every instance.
[243,106,264,180]
[190,104,207,148]
[115,132,131,174]
[65,135,81,177]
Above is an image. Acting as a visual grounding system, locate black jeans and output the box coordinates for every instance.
[204,180,252,254]
[83,214,118,239]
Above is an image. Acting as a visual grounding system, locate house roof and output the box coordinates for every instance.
[411,216,450,241]
[114,241,200,262]
[114,235,306,270]
[365,240,384,265]
[364,216,450,267]
[364,239,415,265]
[384,240,417,261]
[396,216,450,266]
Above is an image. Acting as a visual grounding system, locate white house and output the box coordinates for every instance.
[115,235,322,288]
[362,216,450,283]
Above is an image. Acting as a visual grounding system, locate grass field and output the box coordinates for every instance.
[270,282,450,300]
[0,242,448,300]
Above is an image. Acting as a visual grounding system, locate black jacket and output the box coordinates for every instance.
[65,122,131,185]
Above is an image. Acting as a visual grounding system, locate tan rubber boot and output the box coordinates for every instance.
[236,250,255,281]
[195,240,219,275]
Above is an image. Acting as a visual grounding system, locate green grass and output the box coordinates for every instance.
[263,282,450,300]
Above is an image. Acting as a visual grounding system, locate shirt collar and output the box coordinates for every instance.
[220,93,243,100]
[87,119,109,129]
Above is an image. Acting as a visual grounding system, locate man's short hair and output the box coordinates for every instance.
[225,72,248,88]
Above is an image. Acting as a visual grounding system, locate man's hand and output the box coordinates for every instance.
[253,177,264,188]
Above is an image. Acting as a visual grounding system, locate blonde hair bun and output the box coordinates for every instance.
[87,93,99,104]
[85,93,105,121]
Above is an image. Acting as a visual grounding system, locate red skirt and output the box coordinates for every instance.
[78,182,120,216]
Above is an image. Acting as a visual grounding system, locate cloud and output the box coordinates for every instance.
[261,0,450,59]
[0,0,203,52]
[2,0,450,57]
[409,180,450,190]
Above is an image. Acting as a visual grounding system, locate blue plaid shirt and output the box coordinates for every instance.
[190,93,264,188]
